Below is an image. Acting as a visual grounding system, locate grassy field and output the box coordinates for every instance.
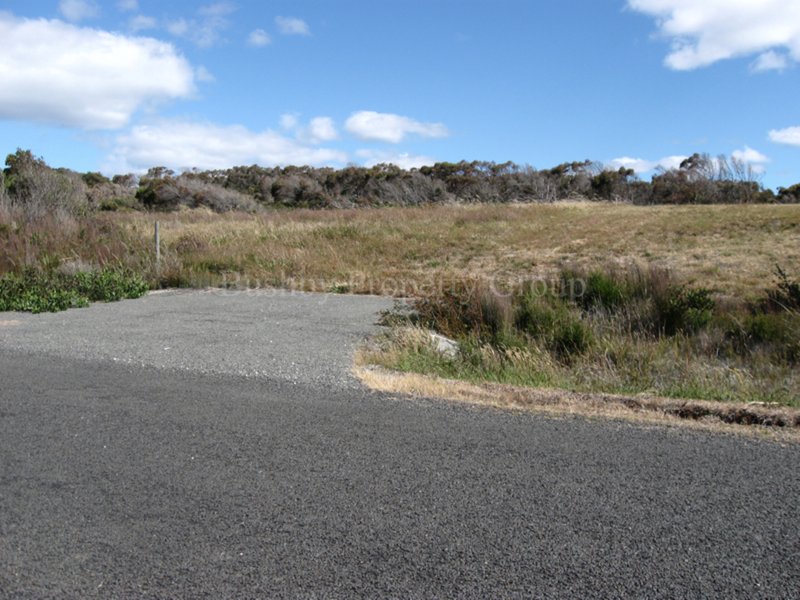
[96,202,800,298]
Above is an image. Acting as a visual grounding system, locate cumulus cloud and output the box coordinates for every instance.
[275,16,310,36]
[279,114,338,143]
[356,150,436,170]
[731,146,769,174]
[59,0,100,22]
[345,111,449,143]
[627,0,800,70]
[0,14,195,130]
[608,155,687,174]
[769,126,800,146]
[118,0,138,11]
[168,3,235,47]
[107,119,348,172]
[304,117,338,143]
[732,146,769,164]
[248,28,271,47]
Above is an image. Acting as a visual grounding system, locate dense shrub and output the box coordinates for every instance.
[652,286,715,335]
[414,267,722,366]
[3,149,89,220]
[136,173,257,212]
[4,148,799,216]
[0,266,148,313]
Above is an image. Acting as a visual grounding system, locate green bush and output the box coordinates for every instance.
[550,319,593,359]
[0,267,148,313]
[653,285,714,335]
[746,312,800,363]
[515,292,562,338]
[577,270,628,310]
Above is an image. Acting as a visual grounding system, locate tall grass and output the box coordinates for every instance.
[2,203,798,298]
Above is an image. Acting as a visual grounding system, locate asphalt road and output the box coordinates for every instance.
[1,290,799,598]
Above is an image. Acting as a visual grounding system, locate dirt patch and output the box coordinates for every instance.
[355,365,800,442]
[0,320,21,327]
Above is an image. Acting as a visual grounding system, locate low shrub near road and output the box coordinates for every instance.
[0,267,148,313]
[366,266,800,407]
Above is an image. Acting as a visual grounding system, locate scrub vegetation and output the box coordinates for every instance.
[362,265,800,407]
[1,148,798,409]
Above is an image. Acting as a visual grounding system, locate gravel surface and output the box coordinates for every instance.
[1,291,799,598]
[0,288,395,388]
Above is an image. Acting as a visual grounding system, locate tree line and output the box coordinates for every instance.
[2,148,798,218]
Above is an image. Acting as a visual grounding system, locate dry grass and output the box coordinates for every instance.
[100,202,800,298]
[354,364,800,442]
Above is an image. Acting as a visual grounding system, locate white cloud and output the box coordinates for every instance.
[305,117,338,143]
[0,14,195,130]
[167,3,235,47]
[731,146,769,174]
[129,14,157,32]
[59,0,100,22]
[345,111,449,143]
[769,126,800,146]
[627,0,800,70]
[275,16,310,36]
[279,114,338,143]
[356,150,436,170]
[751,50,789,73]
[118,0,138,11]
[608,155,687,173]
[248,29,271,47]
[107,119,348,172]
[732,146,769,164]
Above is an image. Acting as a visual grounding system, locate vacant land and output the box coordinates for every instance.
[92,202,800,298]
[3,201,798,409]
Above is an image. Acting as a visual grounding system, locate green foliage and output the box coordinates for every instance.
[0,267,148,313]
[777,183,800,204]
[382,265,800,405]
[98,196,141,212]
[71,268,149,302]
[0,270,88,312]
[414,267,719,367]
[550,318,593,358]
[574,270,628,310]
[82,172,111,187]
[653,285,715,335]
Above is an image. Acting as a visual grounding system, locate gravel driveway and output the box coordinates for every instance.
[0,288,395,388]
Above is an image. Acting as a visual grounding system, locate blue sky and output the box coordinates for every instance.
[1,0,799,189]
